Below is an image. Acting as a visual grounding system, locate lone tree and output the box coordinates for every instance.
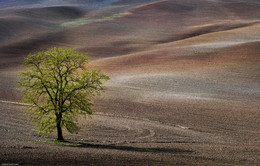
[19,47,109,141]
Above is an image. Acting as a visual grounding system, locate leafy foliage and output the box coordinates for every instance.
[19,47,109,140]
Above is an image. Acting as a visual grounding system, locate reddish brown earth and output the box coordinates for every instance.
[0,0,259,165]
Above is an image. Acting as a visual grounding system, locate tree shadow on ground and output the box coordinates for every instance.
[62,141,194,154]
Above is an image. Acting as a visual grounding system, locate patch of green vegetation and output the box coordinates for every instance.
[194,49,220,55]
[35,139,41,142]
[35,139,63,143]
[61,13,125,28]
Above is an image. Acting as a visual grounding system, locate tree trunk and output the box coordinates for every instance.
[56,113,64,141]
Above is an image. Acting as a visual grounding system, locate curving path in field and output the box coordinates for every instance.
[0,99,225,145]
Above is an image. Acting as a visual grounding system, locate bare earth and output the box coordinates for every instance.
[0,0,259,165]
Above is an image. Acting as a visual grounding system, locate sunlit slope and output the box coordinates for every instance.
[89,23,260,72]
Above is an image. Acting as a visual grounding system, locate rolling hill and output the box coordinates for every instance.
[0,0,259,165]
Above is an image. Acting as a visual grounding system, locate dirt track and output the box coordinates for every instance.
[0,0,260,165]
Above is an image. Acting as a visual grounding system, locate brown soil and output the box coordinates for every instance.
[0,0,259,165]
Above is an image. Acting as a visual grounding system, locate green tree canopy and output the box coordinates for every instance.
[19,47,109,141]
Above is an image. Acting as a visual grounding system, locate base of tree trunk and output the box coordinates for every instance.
[57,138,65,142]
